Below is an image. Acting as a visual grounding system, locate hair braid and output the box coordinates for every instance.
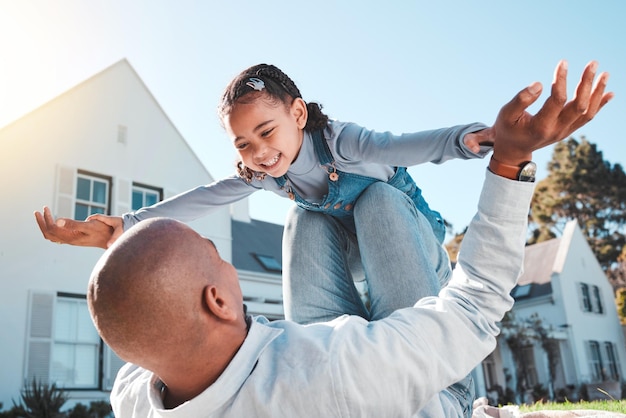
[255,65,302,99]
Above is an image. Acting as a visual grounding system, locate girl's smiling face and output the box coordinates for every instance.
[224,95,307,178]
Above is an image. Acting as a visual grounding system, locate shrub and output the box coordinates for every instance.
[531,383,549,403]
[11,379,68,418]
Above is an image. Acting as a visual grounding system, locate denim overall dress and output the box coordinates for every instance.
[274,130,446,243]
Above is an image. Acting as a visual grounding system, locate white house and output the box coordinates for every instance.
[0,59,284,409]
[480,220,626,402]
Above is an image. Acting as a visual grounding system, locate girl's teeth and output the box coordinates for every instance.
[264,155,279,166]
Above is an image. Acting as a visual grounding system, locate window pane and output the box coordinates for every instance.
[145,192,158,207]
[90,206,105,215]
[74,345,98,386]
[77,307,99,342]
[76,177,91,200]
[92,180,107,204]
[593,286,604,314]
[51,343,74,386]
[54,300,75,340]
[132,190,143,210]
[75,203,89,221]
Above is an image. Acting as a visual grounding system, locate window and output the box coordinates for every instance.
[592,285,604,314]
[511,284,531,299]
[253,253,282,273]
[604,342,621,381]
[132,184,162,210]
[579,283,592,313]
[520,346,538,387]
[26,291,124,391]
[482,353,497,390]
[587,340,604,381]
[51,296,100,388]
[74,172,110,220]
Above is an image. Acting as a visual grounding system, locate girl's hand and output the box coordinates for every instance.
[463,127,495,153]
[34,206,118,249]
[86,213,125,247]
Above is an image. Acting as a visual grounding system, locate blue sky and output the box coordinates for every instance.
[1,0,624,236]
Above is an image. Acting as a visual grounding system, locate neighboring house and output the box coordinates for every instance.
[0,59,284,409]
[479,220,626,402]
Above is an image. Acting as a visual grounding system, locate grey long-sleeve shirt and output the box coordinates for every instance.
[111,170,535,417]
[123,120,489,229]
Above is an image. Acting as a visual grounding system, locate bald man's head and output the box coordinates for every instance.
[87,218,243,366]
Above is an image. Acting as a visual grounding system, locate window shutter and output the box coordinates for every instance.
[55,165,76,219]
[102,344,127,390]
[115,178,132,215]
[25,291,55,385]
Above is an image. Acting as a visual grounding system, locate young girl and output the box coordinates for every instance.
[38,63,493,324]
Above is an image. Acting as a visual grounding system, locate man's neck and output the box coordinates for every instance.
[157,318,251,409]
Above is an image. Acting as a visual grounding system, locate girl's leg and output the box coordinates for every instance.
[353,182,452,321]
[354,182,473,418]
[282,206,368,324]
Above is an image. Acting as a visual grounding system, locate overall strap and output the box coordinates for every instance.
[274,174,287,187]
[311,130,334,165]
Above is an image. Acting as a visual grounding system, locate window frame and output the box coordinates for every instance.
[604,341,620,381]
[132,182,163,211]
[520,345,539,387]
[74,170,112,220]
[587,340,604,381]
[579,283,592,313]
[592,285,604,314]
[50,293,101,390]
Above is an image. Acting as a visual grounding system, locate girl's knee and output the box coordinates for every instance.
[355,182,414,218]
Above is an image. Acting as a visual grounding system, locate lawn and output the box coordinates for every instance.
[519,400,626,414]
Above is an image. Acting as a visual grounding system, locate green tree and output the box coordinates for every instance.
[530,137,626,287]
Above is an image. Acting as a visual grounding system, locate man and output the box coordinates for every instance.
[39,61,613,417]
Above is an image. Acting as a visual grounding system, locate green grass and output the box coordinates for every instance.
[518,400,626,413]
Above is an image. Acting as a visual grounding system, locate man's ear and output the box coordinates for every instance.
[291,98,308,130]
[203,285,238,321]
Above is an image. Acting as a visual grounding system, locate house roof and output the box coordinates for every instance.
[518,238,562,285]
[231,219,284,274]
[512,221,580,300]
[511,239,561,301]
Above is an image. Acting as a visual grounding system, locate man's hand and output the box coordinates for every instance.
[34,206,119,249]
[492,60,613,165]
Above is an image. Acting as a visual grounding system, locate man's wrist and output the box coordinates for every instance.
[488,156,536,182]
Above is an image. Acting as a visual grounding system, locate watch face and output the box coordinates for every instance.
[519,161,537,182]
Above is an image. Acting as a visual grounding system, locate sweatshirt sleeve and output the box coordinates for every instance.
[122,175,258,230]
[328,170,536,416]
[334,121,491,167]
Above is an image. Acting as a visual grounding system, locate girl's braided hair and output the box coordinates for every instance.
[218,64,329,182]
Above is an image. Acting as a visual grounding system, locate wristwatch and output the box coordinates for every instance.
[489,156,537,182]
